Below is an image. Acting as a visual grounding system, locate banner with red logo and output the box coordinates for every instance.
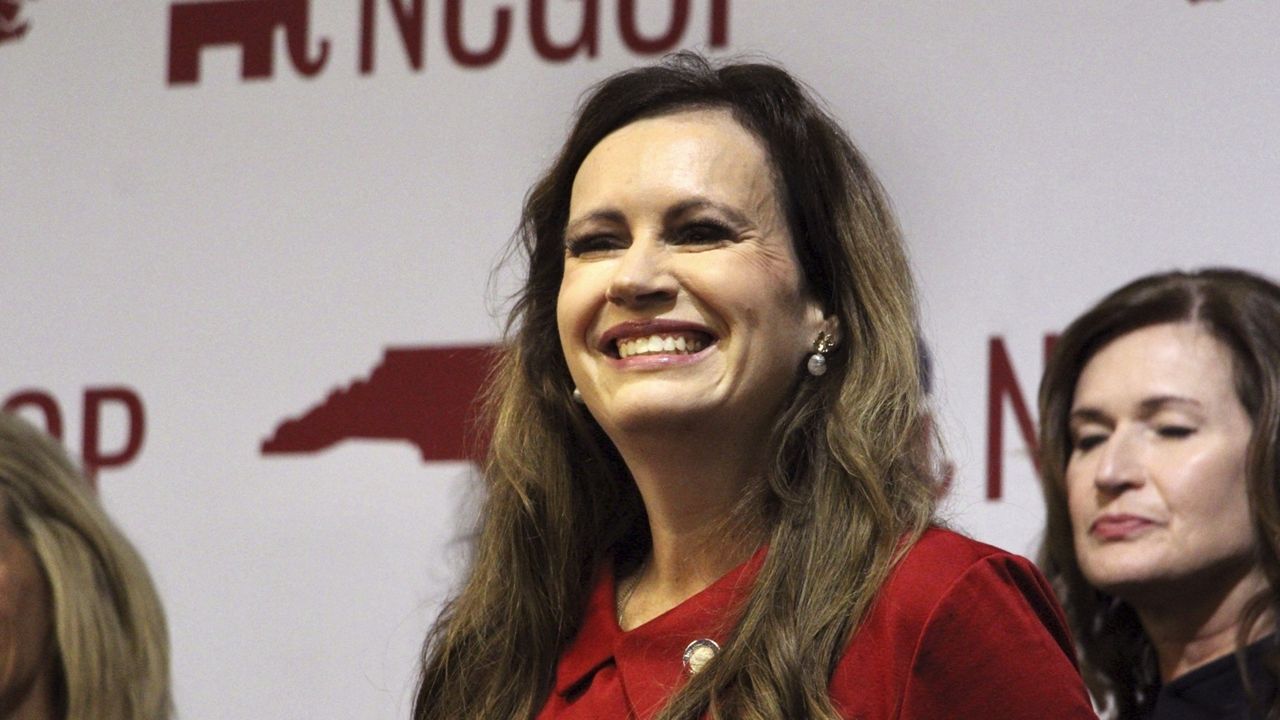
[3,2,1278,717]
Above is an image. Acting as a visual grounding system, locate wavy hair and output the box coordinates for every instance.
[0,412,172,720]
[415,51,937,719]
[1037,267,1280,719]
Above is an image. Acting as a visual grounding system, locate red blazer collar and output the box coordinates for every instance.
[552,547,768,704]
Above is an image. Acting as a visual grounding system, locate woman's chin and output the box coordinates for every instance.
[1081,551,1261,611]
[599,401,717,438]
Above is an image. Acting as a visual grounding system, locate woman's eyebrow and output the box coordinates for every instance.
[1136,395,1204,417]
[1068,407,1109,426]
[565,209,626,236]
[664,198,752,227]
[1069,396,1204,426]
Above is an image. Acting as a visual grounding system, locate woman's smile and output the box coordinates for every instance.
[615,335,707,359]
[599,319,716,365]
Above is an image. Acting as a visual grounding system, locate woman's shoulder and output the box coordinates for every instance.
[888,526,1042,597]
[828,527,1093,719]
[904,525,1025,562]
[841,526,1056,655]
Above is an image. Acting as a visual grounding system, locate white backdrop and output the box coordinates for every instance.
[3,2,1278,718]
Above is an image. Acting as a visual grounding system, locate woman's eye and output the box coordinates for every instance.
[1156,425,1196,439]
[1073,434,1106,453]
[673,221,733,246]
[566,234,623,257]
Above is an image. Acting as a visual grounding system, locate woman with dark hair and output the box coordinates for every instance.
[0,412,173,720]
[415,52,1093,719]
[1038,268,1280,719]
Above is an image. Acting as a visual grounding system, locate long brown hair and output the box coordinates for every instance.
[415,52,936,719]
[0,412,173,720]
[1038,267,1280,718]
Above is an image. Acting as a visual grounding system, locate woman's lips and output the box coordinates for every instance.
[598,319,717,363]
[1090,514,1157,541]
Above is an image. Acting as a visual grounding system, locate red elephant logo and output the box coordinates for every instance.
[0,0,32,45]
[168,0,330,84]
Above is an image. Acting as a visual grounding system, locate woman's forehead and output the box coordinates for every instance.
[568,109,779,220]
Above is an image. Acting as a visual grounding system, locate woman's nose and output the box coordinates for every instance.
[1094,430,1145,493]
[605,237,678,306]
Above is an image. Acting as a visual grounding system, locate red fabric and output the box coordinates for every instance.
[535,528,1096,719]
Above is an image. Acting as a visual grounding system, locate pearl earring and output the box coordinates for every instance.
[807,332,835,377]
[572,387,584,404]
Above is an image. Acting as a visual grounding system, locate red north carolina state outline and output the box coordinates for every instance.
[261,345,496,463]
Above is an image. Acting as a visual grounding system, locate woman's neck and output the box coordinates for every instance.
[1134,564,1273,683]
[612,426,768,629]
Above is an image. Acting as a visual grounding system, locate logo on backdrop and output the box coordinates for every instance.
[167,0,730,85]
[987,333,1059,502]
[0,0,34,45]
[2,387,146,488]
[261,345,495,462]
[168,0,329,84]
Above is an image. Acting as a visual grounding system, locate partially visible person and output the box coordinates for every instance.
[1038,268,1280,719]
[0,412,172,720]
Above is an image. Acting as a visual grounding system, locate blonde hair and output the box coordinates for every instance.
[0,412,173,720]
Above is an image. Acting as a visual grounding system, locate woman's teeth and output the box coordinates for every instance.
[616,334,707,359]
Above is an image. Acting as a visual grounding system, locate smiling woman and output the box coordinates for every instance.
[1038,268,1280,719]
[413,52,1095,719]
[558,109,829,456]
